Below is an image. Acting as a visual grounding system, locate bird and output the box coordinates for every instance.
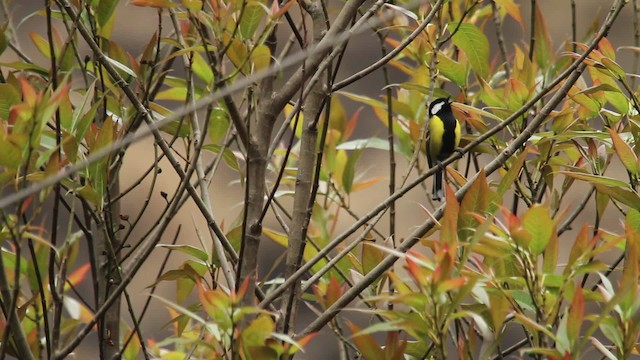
[426,97,461,201]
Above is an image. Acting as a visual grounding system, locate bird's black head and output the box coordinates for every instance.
[428,97,452,117]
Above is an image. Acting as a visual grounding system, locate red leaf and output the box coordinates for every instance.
[567,286,584,343]
[129,0,176,8]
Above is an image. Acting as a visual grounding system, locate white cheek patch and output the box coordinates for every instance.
[430,102,444,116]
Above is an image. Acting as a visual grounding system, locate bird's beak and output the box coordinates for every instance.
[446,97,452,104]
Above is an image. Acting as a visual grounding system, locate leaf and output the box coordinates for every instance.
[77,184,102,207]
[0,83,20,121]
[347,322,384,360]
[591,337,618,360]
[96,0,119,31]
[88,118,115,206]
[336,138,392,151]
[448,22,490,79]
[251,44,271,72]
[0,26,7,56]
[0,61,48,75]
[560,171,630,188]
[602,57,626,80]
[495,0,524,29]
[342,148,363,194]
[437,54,467,86]
[208,107,230,144]
[522,204,553,255]
[441,185,460,245]
[156,87,188,102]
[182,0,202,11]
[239,2,265,39]
[29,32,50,58]
[513,312,556,339]
[362,242,384,275]
[192,52,214,83]
[242,315,275,346]
[595,184,640,211]
[599,37,616,60]
[567,286,584,344]
[226,38,248,72]
[202,144,240,171]
[122,330,141,360]
[262,228,287,247]
[609,128,639,175]
[157,244,209,262]
[161,118,190,137]
[533,3,553,68]
[383,3,418,21]
[324,276,343,308]
[104,55,137,78]
[497,149,528,195]
[458,170,489,242]
[129,0,176,7]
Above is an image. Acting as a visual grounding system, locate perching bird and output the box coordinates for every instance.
[427,97,461,201]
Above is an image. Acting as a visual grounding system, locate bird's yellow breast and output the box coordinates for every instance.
[429,115,445,156]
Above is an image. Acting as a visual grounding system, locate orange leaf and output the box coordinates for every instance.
[67,264,91,287]
[351,176,384,192]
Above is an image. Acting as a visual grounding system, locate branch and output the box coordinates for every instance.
[297,0,627,337]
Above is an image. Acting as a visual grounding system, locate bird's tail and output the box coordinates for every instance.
[432,168,443,201]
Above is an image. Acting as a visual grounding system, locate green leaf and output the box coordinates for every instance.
[77,184,102,208]
[497,149,528,195]
[122,330,141,360]
[599,318,624,349]
[88,118,115,207]
[0,83,20,121]
[96,0,119,37]
[533,3,553,68]
[560,171,630,188]
[202,144,240,171]
[208,107,230,144]
[627,209,640,233]
[0,61,48,75]
[157,244,209,262]
[448,22,490,79]
[161,118,190,138]
[523,204,553,255]
[182,0,202,11]
[242,315,275,347]
[602,57,626,80]
[0,137,23,169]
[251,44,271,72]
[595,184,640,211]
[0,26,7,56]
[29,32,50,58]
[437,54,467,86]
[336,138,392,151]
[156,87,188,102]
[226,37,248,72]
[192,52,214,83]
[342,148,363,194]
[239,2,265,39]
[362,242,384,275]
